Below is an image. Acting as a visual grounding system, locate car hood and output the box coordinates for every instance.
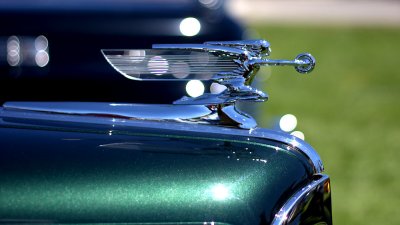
[0,105,315,225]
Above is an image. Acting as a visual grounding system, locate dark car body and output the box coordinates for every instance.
[0,102,331,225]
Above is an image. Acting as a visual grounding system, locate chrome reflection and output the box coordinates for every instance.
[171,61,190,79]
[210,82,226,94]
[148,56,169,75]
[102,49,237,81]
[126,50,146,63]
[272,175,331,225]
[190,51,210,66]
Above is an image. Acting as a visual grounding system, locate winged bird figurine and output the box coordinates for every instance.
[102,40,315,105]
[102,40,316,128]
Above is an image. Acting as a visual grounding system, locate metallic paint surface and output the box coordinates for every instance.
[0,111,315,225]
[1,103,324,173]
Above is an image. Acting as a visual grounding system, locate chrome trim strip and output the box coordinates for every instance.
[2,102,212,120]
[1,102,324,173]
[153,43,247,56]
[271,174,330,225]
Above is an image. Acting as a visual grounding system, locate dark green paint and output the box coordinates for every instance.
[0,120,313,225]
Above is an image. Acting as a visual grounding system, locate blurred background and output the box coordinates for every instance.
[1,0,399,224]
[226,0,400,224]
[0,0,245,103]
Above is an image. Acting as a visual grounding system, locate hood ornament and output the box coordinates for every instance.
[102,40,315,129]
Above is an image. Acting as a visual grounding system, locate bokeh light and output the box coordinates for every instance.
[199,0,222,10]
[35,50,49,67]
[291,131,305,140]
[279,114,297,132]
[7,36,20,66]
[171,61,190,79]
[210,82,226,94]
[34,35,48,51]
[180,17,201,36]
[148,56,169,76]
[186,80,205,97]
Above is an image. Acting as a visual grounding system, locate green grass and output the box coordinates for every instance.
[251,25,400,225]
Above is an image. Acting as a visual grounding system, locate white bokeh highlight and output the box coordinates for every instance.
[180,17,201,36]
[186,80,205,97]
[291,131,305,140]
[279,114,298,132]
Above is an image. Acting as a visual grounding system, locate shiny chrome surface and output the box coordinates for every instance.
[102,40,316,106]
[3,102,212,120]
[102,40,316,129]
[218,104,257,129]
[203,39,271,55]
[1,102,324,173]
[248,53,316,74]
[152,43,247,56]
[272,175,331,225]
[101,49,239,81]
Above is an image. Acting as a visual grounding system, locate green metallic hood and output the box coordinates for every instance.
[0,115,314,225]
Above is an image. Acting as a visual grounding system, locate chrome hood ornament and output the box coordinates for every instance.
[102,40,315,129]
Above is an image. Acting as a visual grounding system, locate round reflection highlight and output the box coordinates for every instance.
[211,184,230,201]
[7,36,20,66]
[186,80,205,97]
[190,51,210,66]
[148,56,169,76]
[35,35,48,51]
[210,82,226,94]
[279,114,297,132]
[199,0,222,9]
[126,50,146,63]
[35,50,50,67]
[291,131,305,140]
[171,61,190,79]
[180,17,201,37]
